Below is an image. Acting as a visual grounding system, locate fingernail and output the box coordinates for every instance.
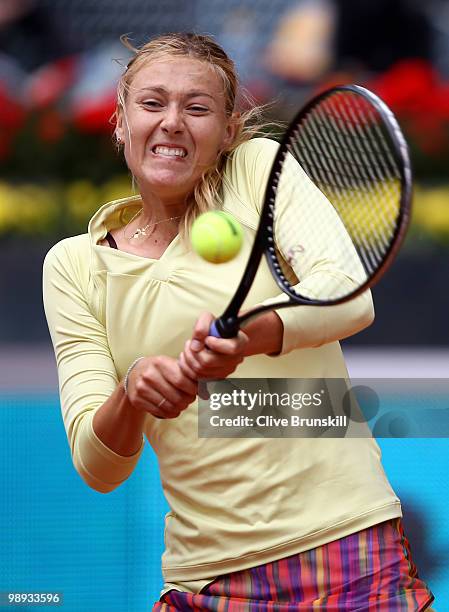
[191,339,202,351]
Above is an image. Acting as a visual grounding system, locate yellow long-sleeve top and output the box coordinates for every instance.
[43,138,401,595]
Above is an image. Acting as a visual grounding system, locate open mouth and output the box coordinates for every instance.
[152,145,187,158]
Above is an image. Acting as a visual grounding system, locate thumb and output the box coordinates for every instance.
[190,312,215,352]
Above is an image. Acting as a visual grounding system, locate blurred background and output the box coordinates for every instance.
[0,0,448,610]
[0,0,449,344]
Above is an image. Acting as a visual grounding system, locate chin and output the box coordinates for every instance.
[139,164,195,190]
[139,172,193,197]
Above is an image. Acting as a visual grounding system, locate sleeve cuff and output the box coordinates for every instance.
[272,304,326,356]
[260,290,374,356]
[72,410,145,493]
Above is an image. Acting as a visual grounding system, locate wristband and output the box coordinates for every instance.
[123,357,145,396]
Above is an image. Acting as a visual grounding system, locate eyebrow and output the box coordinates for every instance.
[137,86,215,100]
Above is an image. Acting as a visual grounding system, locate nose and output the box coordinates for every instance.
[160,105,184,134]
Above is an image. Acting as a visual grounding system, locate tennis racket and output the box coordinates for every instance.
[210,84,412,338]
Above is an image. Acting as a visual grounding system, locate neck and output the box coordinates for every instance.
[138,185,189,222]
[123,192,186,245]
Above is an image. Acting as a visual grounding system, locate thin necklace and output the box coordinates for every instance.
[123,209,182,242]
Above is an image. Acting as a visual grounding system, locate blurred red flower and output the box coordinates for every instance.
[25,57,78,109]
[71,92,116,134]
[368,60,449,155]
[0,84,25,130]
[0,84,26,159]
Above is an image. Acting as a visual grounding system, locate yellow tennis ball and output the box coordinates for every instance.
[191,211,243,263]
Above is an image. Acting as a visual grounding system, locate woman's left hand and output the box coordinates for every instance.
[179,312,249,380]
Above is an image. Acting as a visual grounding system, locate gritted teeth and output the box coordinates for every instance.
[152,145,187,158]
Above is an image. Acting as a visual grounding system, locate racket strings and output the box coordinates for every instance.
[319,99,397,217]
[273,90,403,301]
[288,117,380,277]
[339,96,401,253]
[318,97,400,262]
[343,95,401,209]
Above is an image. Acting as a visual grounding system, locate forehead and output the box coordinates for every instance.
[128,56,225,97]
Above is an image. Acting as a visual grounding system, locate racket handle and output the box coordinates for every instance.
[209,320,222,338]
[209,317,240,338]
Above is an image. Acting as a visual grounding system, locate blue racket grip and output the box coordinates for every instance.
[209,317,240,338]
[209,320,222,338]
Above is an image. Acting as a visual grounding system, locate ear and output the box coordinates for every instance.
[115,109,125,143]
[222,111,240,150]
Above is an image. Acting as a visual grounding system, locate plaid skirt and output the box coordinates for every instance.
[153,519,434,611]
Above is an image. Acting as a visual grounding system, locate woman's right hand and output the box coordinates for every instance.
[124,356,198,419]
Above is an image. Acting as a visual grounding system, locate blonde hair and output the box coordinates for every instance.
[114,32,278,237]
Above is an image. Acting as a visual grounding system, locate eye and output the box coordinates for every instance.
[188,105,209,114]
[142,100,163,109]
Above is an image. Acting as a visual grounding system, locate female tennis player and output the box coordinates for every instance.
[43,33,435,610]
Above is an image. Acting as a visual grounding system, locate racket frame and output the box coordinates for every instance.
[213,85,412,338]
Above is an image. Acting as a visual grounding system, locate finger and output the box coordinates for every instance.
[182,341,205,374]
[178,352,199,381]
[178,353,211,398]
[182,352,242,382]
[126,357,197,416]
[150,397,179,419]
[133,384,179,415]
[152,394,196,419]
[204,331,249,355]
[184,339,244,372]
[190,312,215,352]
[182,344,230,378]
[179,353,211,380]
[194,361,243,379]
[155,356,199,396]
[143,387,196,417]
[137,368,191,409]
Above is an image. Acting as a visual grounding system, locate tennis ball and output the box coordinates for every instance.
[191,211,243,263]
